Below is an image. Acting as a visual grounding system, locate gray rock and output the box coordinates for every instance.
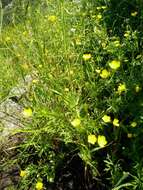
[0,74,35,189]
[0,74,34,140]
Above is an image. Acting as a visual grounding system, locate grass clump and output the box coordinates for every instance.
[1,0,143,189]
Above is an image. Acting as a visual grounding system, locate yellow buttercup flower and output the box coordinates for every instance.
[71,118,81,127]
[127,133,133,138]
[69,70,74,75]
[102,115,111,123]
[96,6,102,10]
[95,69,101,74]
[83,53,91,61]
[114,40,120,47]
[20,170,26,177]
[32,79,39,84]
[5,36,11,41]
[88,134,97,145]
[23,108,33,118]
[75,38,81,45]
[135,85,141,93]
[23,31,28,36]
[100,69,110,79]
[101,42,106,48]
[113,118,119,127]
[117,83,126,94]
[101,6,107,9]
[131,11,138,17]
[38,64,42,68]
[36,181,43,190]
[131,122,137,127]
[97,14,102,20]
[109,60,121,70]
[124,31,130,38]
[97,135,107,147]
[64,87,69,92]
[48,15,57,22]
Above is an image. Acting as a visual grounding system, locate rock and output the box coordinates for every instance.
[0,166,20,190]
[0,74,35,189]
[0,74,34,140]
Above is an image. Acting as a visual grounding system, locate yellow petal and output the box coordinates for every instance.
[97,135,107,147]
[82,54,91,61]
[97,14,102,19]
[109,60,121,70]
[23,108,33,118]
[117,83,126,94]
[131,122,137,127]
[88,134,97,145]
[100,69,110,79]
[36,181,43,190]
[48,15,57,22]
[102,115,111,123]
[71,118,81,127]
[131,11,138,17]
[95,69,101,74]
[113,118,119,127]
[127,133,133,138]
[135,85,141,93]
[20,170,26,177]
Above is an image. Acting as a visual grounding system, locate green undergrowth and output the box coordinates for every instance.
[1,0,143,189]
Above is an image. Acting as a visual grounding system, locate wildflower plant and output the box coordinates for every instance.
[1,0,143,189]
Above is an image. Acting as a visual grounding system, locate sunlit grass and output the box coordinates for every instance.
[1,0,143,189]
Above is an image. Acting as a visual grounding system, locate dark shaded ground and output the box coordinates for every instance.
[0,154,109,190]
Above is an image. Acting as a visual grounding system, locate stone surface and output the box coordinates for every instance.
[0,74,35,189]
[0,74,34,140]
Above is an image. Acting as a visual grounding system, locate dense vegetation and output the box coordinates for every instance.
[1,0,143,189]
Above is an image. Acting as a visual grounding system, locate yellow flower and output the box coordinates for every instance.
[88,134,97,145]
[23,108,33,118]
[135,85,141,93]
[101,42,106,48]
[38,64,43,68]
[113,118,119,127]
[48,15,57,22]
[95,69,101,74]
[114,40,120,47]
[124,31,130,37]
[64,88,69,92]
[69,70,74,75]
[32,79,39,84]
[23,31,28,36]
[127,133,133,138]
[100,69,110,79]
[131,122,137,127]
[109,60,121,70]
[96,7,102,10]
[71,118,81,127]
[97,14,102,20]
[102,115,111,123]
[75,38,81,45]
[20,170,26,177]
[83,53,91,61]
[131,11,138,17]
[36,181,43,190]
[5,36,11,41]
[117,83,126,94]
[101,6,107,9]
[97,135,107,147]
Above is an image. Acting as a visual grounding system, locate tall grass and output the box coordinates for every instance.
[1,0,143,189]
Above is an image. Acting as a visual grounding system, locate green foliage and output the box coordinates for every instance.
[1,0,143,189]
